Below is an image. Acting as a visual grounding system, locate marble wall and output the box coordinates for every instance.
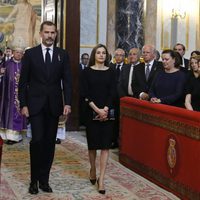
[116,0,144,53]
[80,0,200,59]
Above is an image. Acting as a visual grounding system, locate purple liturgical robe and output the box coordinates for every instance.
[0,58,27,141]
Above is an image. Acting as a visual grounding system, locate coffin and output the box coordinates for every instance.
[119,97,200,199]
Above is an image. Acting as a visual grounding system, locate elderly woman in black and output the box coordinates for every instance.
[81,44,116,194]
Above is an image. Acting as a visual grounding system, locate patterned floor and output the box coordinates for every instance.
[0,132,180,200]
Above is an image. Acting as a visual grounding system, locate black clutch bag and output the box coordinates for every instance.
[92,109,115,120]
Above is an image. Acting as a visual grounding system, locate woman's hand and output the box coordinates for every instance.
[96,108,108,121]
[150,97,161,103]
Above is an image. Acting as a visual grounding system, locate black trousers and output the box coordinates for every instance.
[29,103,59,184]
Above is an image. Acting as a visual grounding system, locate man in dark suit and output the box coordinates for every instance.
[173,43,189,69]
[132,44,163,100]
[79,53,89,71]
[109,48,126,148]
[118,48,141,98]
[79,53,89,127]
[19,21,72,195]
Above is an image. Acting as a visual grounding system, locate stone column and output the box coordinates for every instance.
[107,0,117,54]
[116,0,144,52]
[144,0,157,46]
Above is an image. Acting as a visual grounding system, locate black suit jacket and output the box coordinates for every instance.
[132,60,163,98]
[118,64,135,98]
[109,62,128,98]
[183,58,189,69]
[19,45,72,117]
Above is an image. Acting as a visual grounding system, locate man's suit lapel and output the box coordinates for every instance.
[37,45,47,76]
[123,65,131,88]
[148,61,157,82]
[140,63,146,82]
[49,47,60,78]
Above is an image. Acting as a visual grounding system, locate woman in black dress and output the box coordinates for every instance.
[185,55,200,111]
[149,49,186,107]
[81,44,116,194]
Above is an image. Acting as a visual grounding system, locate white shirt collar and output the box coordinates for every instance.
[41,44,53,52]
[145,59,154,66]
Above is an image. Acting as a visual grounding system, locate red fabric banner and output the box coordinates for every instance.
[119,97,200,199]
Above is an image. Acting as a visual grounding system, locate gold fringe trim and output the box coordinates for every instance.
[121,107,200,140]
[0,128,27,135]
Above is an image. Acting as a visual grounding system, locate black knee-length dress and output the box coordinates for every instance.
[81,67,116,150]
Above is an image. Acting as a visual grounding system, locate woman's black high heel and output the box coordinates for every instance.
[89,169,96,185]
[89,178,97,185]
[97,178,106,194]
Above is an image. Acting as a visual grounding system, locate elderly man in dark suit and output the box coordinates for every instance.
[132,44,163,100]
[19,21,72,195]
[118,48,141,98]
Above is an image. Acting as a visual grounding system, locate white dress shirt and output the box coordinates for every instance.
[41,44,53,62]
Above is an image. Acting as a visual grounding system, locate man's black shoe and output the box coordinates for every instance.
[56,138,61,144]
[39,183,53,193]
[29,182,38,194]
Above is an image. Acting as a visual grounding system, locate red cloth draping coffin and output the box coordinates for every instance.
[119,97,200,200]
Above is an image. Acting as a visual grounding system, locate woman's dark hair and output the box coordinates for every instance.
[162,49,181,68]
[190,50,200,57]
[189,55,200,71]
[88,44,110,67]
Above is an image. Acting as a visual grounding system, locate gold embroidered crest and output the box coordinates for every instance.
[167,138,176,174]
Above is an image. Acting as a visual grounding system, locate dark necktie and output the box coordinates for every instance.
[45,48,51,76]
[145,64,150,81]
[116,64,121,81]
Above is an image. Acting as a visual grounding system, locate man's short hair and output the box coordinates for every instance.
[81,53,89,59]
[40,21,57,32]
[173,43,186,51]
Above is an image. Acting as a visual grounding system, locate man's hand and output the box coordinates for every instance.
[140,92,149,100]
[63,105,71,116]
[21,106,29,117]
[0,68,6,75]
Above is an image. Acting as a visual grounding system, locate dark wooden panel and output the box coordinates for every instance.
[65,0,80,130]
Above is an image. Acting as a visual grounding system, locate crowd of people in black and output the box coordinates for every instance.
[0,20,200,196]
[78,43,200,195]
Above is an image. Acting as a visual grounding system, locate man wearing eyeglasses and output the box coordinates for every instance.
[80,53,89,70]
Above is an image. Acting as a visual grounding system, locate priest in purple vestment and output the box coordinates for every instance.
[0,47,27,145]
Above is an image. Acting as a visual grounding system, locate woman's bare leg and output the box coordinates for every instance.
[88,150,97,179]
[98,149,109,190]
